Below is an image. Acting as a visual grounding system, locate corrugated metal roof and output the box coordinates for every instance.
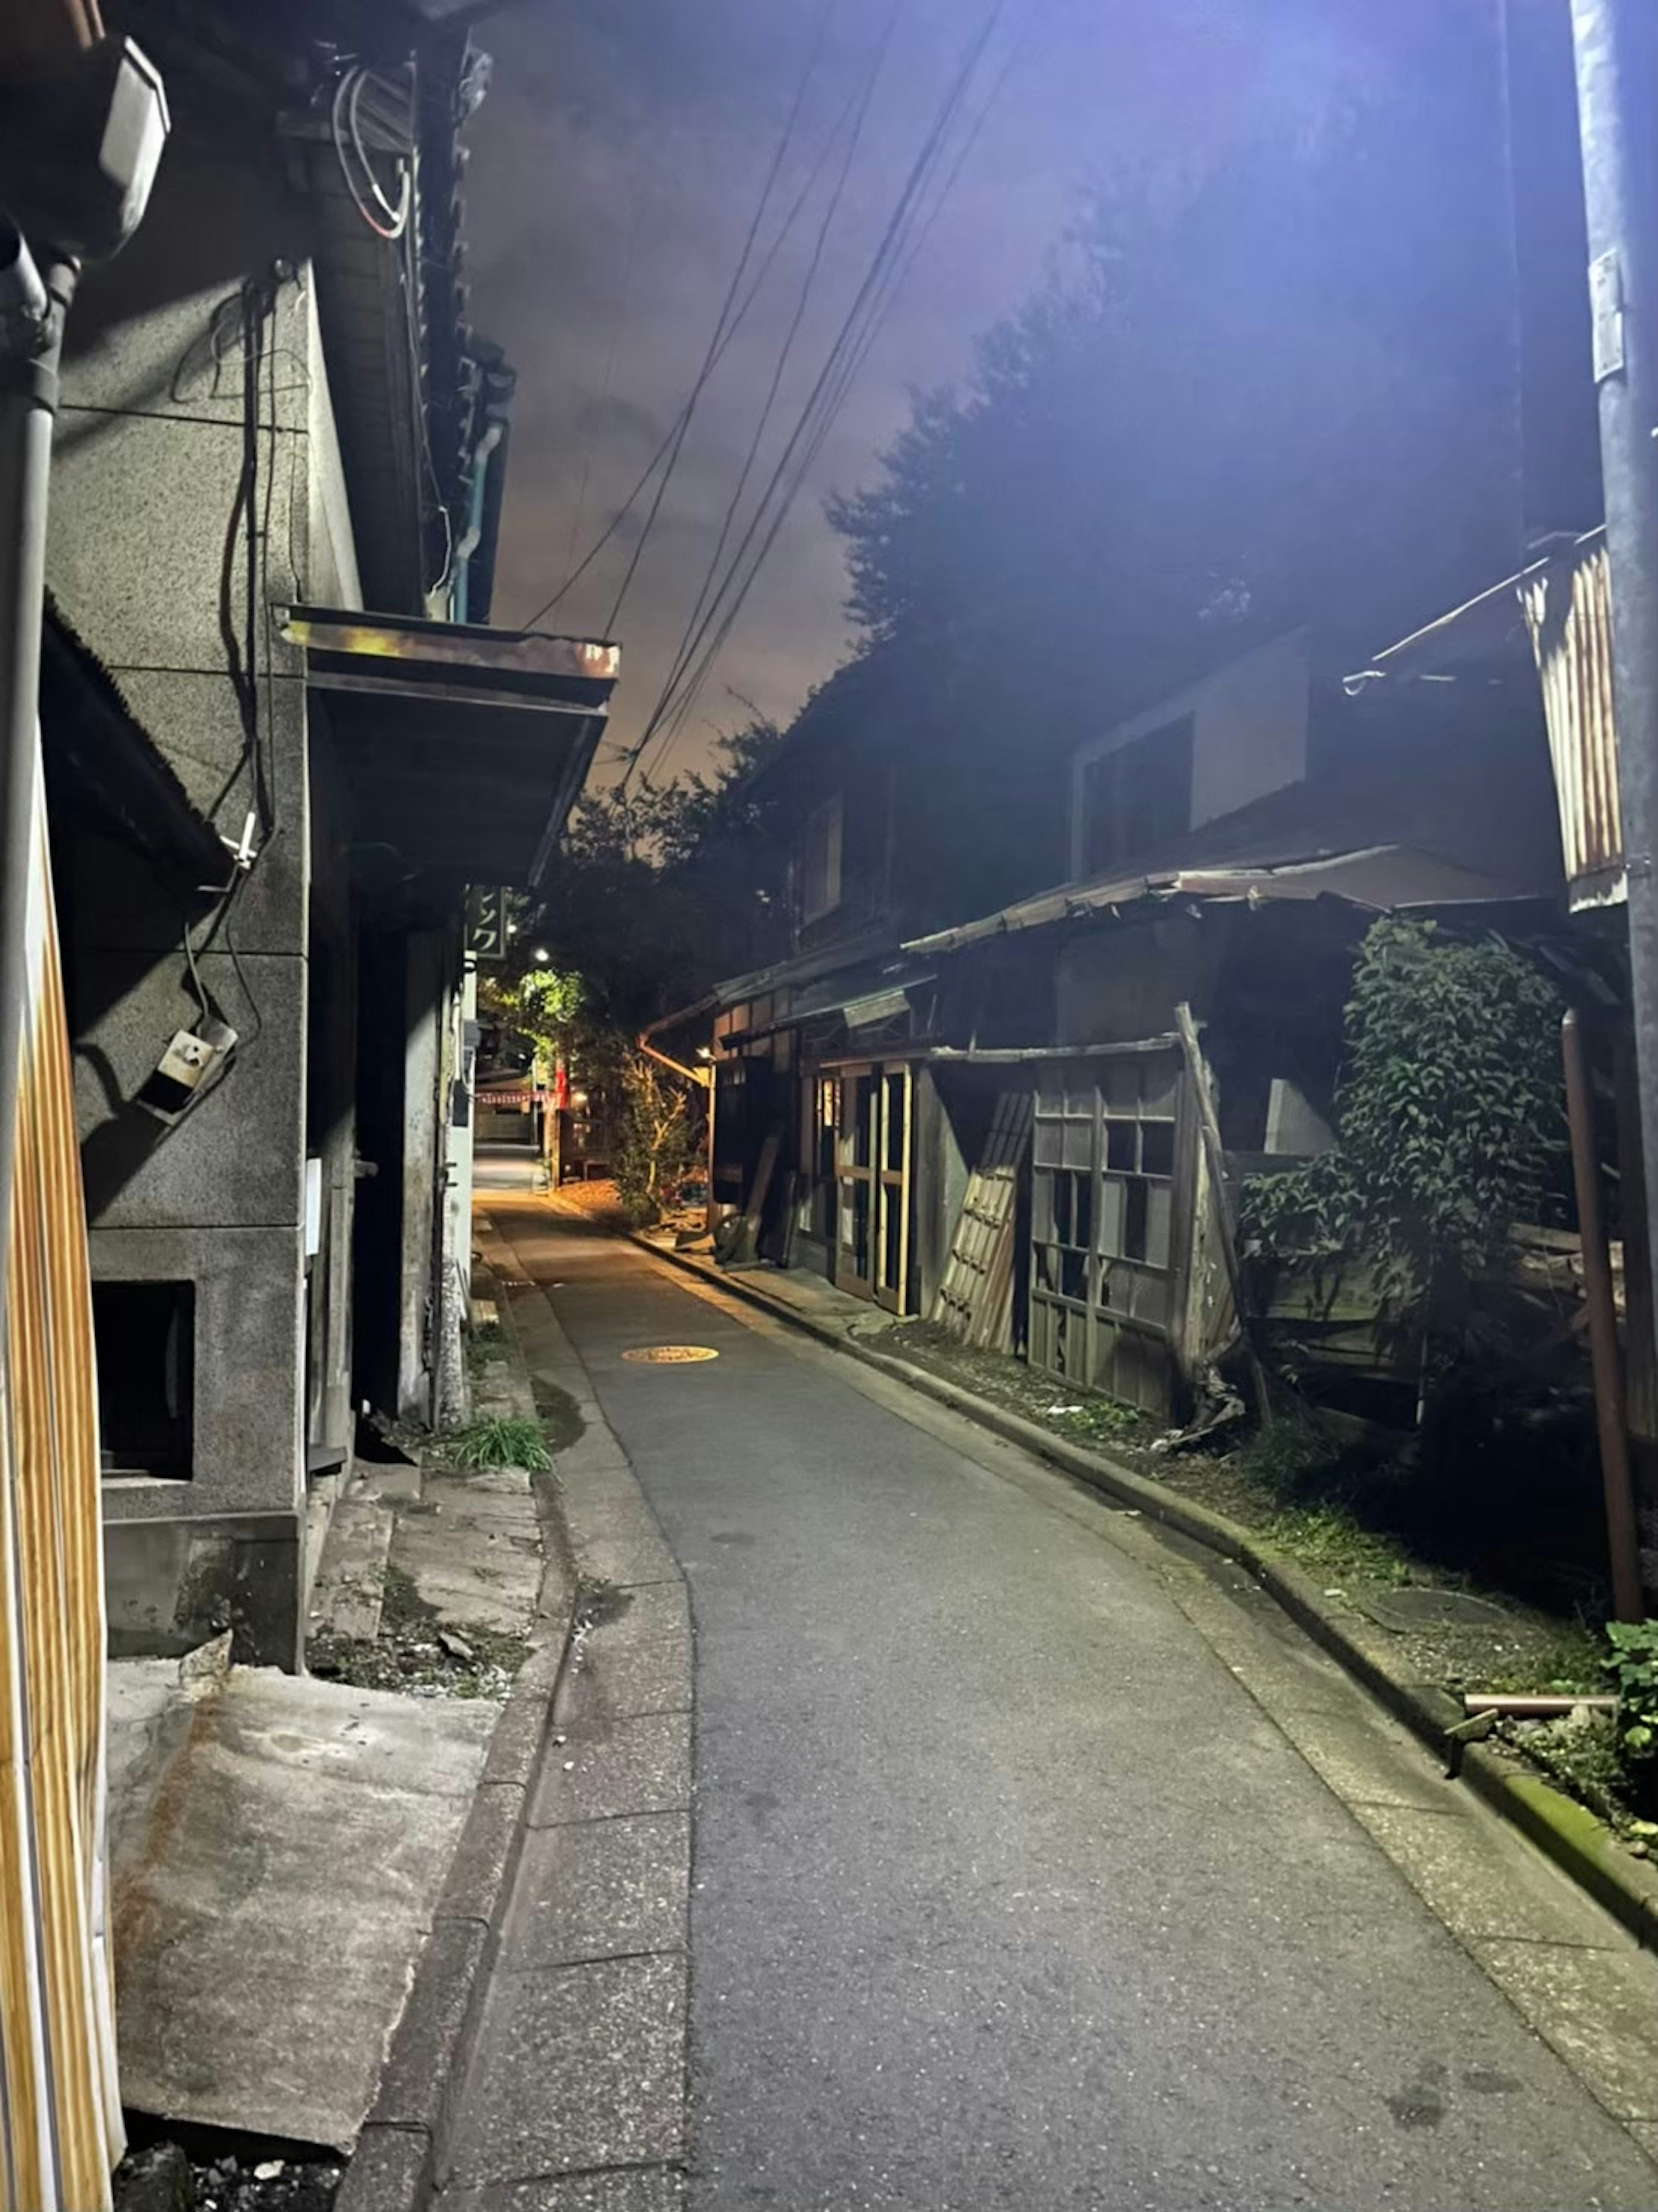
[1363,527,1622,916]
[903,843,1533,959]
[1517,532,1623,911]
[703,928,898,1017]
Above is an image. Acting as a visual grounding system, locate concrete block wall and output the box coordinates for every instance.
[47,142,360,1664]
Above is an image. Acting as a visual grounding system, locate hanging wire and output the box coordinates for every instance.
[331,66,412,241]
[627,0,1017,788]
[599,0,837,642]
[518,23,868,636]
[641,0,902,779]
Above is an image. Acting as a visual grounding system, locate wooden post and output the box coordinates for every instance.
[1175,1003,1272,1419]
[1562,1009,1645,1619]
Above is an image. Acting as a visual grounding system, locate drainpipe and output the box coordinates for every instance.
[451,418,502,625]
[0,29,168,1314]
[0,229,74,1281]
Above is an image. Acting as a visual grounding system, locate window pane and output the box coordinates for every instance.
[1141,1119,1175,1176]
[1063,1120,1092,1169]
[1098,1175,1126,1255]
[1146,1182,1173,1268]
[1060,1249,1087,1302]
[881,1186,902,1291]
[1074,1173,1094,1252]
[1124,1178,1149,1261]
[884,1071,906,1170]
[1106,1120,1137,1170]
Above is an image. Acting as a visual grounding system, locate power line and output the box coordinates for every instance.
[636,3,1008,774]
[639,0,903,778]
[646,0,1042,779]
[565,187,647,580]
[516,60,861,634]
[630,1,1016,786]
[598,0,837,640]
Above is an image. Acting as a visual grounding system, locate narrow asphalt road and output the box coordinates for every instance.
[491,1201,1658,2212]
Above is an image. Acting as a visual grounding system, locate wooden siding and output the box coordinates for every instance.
[0,753,121,2212]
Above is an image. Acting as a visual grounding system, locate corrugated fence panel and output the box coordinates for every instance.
[0,748,121,2212]
[1520,538,1624,912]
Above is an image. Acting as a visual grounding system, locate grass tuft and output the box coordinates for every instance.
[443,1413,552,1473]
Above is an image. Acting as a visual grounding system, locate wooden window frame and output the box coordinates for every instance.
[1027,1048,1190,1415]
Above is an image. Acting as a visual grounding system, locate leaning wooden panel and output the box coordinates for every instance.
[0,754,122,2212]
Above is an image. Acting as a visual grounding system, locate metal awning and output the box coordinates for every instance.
[282,606,618,887]
[719,953,935,1049]
[1358,531,1622,913]
[904,843,1534,959]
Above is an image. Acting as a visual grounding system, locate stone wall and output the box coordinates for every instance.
[47,139,354,1664]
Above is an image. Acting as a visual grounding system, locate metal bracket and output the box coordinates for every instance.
[1590,250,1626,384]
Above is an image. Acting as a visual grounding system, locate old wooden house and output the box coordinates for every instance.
[667,625,1570,1418]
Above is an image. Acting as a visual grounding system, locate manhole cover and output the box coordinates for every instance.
[621,1344,720,1365]
[1357,1588,1512,1633]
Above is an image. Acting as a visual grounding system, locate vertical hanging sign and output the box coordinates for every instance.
[464,887,509,963]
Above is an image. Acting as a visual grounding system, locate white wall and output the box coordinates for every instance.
[1069,629,1312,878]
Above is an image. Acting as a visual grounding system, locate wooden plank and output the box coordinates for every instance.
[933,1089,1032,1349]
[728,1127,782,1268]
[1175,1004,1271,1415]
[1,760,123,2210]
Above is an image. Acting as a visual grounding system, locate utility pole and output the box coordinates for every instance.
[1570,0,1658,1597]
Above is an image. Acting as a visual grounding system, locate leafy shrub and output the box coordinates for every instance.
[614,1051,699,1225]
[1605,1619,1658,1763]
[1241,916,1566,1299]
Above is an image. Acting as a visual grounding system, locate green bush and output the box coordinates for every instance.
[1241,916,1566,1301]
[1605,1619,1658,1763]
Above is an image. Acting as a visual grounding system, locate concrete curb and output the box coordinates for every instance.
[339,1263,581,2212]
[633,1232,1658,1953]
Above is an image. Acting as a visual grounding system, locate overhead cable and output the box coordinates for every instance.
[628,0,1014,787]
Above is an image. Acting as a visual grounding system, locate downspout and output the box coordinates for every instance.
[451,418,503,625]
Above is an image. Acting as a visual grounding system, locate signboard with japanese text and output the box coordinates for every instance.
[465,886,508,963]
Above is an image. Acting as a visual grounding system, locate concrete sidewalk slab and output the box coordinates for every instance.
[427,1230,694,2212]
[448,2177,684,2212]
[445,1953,686,2187]
[528,1710,692,1826]
[110,1662,496,2149]
[504,1813,690,1966]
